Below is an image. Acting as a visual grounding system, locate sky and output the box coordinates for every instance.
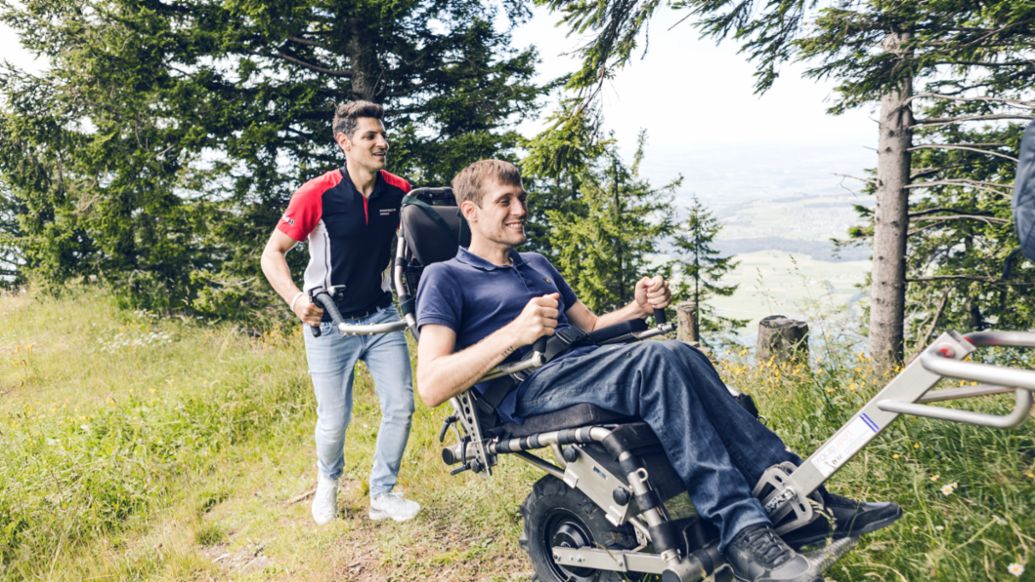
[511,5,876,160]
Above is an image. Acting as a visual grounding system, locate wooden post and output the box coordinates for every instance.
[676,302,698,345]
[757,315,809,364]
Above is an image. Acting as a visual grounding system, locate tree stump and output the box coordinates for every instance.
[756,315,809,365]
[676,302,698,345]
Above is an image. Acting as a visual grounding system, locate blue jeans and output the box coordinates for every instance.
[303,306,415,498]
[515,340,801,552]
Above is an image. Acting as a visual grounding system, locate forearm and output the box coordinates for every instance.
[593,301,649,330]
[418,325,522,407]
[260,248,302,306]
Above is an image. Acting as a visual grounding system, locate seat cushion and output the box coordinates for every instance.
[494,403,635,439]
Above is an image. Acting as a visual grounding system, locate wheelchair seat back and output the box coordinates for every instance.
[400,187,470,267]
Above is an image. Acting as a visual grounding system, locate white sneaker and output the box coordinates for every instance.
[311,474,338,525]
[369,491,421,522]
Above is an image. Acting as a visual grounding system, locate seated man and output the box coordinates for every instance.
[414,159,900,582]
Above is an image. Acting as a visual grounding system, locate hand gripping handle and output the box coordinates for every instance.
[308,288,348,338]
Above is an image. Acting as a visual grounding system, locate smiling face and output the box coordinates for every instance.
[337,117,388,173]
[461,178,528,250]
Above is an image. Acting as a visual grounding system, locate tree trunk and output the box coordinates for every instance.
[756,315,809,365]
[676,301,698,344]
[869,31,913,372]
[345,18,379,101]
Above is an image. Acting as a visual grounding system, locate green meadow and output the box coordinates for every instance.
[1,289,1032,581]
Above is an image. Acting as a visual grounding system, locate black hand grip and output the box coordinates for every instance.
[313,290,348,327]
[654,308,667,325]
[532,337,548,355]
[310,323,322,337]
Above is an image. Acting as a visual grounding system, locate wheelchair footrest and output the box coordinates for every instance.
[752,462,823,535]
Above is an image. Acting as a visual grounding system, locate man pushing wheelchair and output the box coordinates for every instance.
[413,159,901,582]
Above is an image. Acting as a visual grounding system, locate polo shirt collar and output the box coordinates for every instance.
[339,167,384,199]
[455,246,524,271]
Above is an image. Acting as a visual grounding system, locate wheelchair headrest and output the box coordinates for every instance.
[401,187,471,266]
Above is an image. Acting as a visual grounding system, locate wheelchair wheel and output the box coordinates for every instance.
[520,475,639,582]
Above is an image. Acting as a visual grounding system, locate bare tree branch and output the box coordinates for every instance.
[913,113,1035,126]
[910,213,1007,225]
[275,48,352,78]
[287,35,331,50]
[910,288,951,359]
[908,206,995,218]
[904,179,1014,197]
[935,60,1035,67]
[907,274,1035,286]
[906,143,1020,163]
[909,92,1035,109]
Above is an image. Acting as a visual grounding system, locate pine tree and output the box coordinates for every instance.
[0,0,545,319]
[537,0,1035,368]
[543,129,677,313]
[672,196,746,342]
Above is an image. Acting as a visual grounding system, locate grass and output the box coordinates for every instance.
[0,288,1032,580]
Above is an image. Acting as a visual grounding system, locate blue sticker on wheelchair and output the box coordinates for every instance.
[859,413,880,432]
[811,414,882,478]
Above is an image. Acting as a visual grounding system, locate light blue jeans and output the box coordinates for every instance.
[303,306,414,498]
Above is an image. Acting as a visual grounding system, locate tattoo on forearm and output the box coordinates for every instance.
[501,345,516,358]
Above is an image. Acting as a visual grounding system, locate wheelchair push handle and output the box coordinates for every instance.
[306,286,408,337]
[653,308,667,325]
[307,287,347,338]
[920,330,1035,391]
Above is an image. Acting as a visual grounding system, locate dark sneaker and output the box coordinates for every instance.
[784,493,902,549]
[725,524,822,582]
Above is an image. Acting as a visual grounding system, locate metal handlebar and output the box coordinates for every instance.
[308,287,406,337]
[920,331,1035,391]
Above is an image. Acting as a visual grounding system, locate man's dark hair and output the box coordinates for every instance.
[332,100,384,139]
[451,159,524,207]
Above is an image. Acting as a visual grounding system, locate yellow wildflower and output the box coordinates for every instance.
[930,474,940,482]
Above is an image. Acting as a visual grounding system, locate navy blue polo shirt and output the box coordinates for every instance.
[416,247,582,420]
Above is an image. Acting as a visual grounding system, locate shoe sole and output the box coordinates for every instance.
[368,509,418,522]
[787,506,903,548]
[729,568,822,582]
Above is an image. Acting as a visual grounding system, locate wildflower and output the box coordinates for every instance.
[930,474,940,482]
[892,453,901,460]
[1008,563,1024,577]
[1025,469,1034,481]
[913,442,921,450]
[941,482,958,496]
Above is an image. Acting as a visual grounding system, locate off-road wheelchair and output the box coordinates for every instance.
[313,186,1035,581]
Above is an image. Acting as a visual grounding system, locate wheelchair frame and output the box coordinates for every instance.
[327,187,1035,581]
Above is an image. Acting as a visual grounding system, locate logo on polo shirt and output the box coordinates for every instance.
[281,215,295,226]
[379,208,397,216]
[544,276,552,284]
